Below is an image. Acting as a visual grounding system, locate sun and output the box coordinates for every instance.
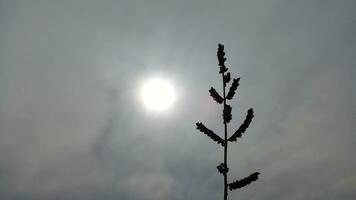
[141,79,175,111]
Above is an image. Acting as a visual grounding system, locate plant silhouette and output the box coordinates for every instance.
[195,44,260,200]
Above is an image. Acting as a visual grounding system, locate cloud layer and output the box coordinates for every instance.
[0,1,355,199]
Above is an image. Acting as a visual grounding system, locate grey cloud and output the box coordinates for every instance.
[0,0,355,200]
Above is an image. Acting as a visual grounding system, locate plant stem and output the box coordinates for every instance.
[222,72,228,200]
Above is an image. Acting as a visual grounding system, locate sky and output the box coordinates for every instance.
[0,0,355,199]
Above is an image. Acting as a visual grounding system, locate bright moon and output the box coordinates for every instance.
[141,79,175,111]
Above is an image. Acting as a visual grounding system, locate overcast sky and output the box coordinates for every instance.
[0,1,355,200]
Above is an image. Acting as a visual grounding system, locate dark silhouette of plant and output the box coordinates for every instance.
[195,44,260,200]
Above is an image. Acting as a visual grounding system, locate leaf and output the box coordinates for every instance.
[209,87,223,104]
[228,172,260,190]
[223,104,232,123]
[217,44,228,73]
[196,122,224,146]
[217,163,229,174]
[226,78,240,100]
[228,108,254,142]
[223,72,231,86]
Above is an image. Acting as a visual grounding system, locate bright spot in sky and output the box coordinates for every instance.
[142,79,175,111]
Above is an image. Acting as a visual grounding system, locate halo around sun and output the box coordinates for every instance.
[141,79,175,111]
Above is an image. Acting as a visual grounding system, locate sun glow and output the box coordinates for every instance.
[141,79,175,111]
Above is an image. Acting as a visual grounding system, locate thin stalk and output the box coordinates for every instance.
[222,72,228,200]
[196,44,259,200]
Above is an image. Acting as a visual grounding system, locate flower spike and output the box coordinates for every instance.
[226,78,240,100]
[209,87,224,104]
[228,172,260,190]
[196,122,224,146]
[228,108,254,142]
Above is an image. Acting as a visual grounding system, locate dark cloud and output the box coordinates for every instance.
[0,0,355,199]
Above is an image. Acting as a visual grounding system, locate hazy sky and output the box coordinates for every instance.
[0,1,355,200]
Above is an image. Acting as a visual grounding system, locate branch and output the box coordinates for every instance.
[228,172,260,190]
[228,108,254,142]
[196,122,224,146]
[226,78,240,100]
[209,87,224,104]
